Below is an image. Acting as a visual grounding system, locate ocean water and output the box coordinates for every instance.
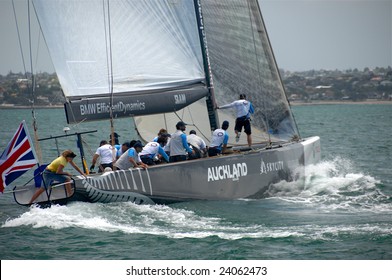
[0,104,391,260]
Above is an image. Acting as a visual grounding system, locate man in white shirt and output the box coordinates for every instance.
[90,140,116,173]
[217,94,254,147]
[139,136,170,165]
[187,130,207,158]
[208,120,230,157]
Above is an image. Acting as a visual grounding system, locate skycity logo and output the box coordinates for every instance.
[207,162,247,182]
[260,160,284,174]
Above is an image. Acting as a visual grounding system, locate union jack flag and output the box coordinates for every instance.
[0,121,38,193]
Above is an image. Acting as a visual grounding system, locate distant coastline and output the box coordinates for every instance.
[2,68,392,108]
[0,104,63,109]
[290,99,392,106]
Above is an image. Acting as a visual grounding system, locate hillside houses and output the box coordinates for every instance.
[0,72,64,106]
[1,67,392,107]
[283,67,392,102]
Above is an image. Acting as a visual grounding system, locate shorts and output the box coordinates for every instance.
[43,169,69,186]
[99,163,113,173]
[140,155,155,166]
[188,145,201,160]
[208,147,221,157]
[235,116,251,135]
[169,155,187,162]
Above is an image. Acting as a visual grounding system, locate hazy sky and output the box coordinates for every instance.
[261,0,392,71]
[0,0,391,75]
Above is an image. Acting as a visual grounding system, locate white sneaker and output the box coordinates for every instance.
[235,133,241,142]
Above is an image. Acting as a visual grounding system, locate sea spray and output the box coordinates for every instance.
[264,158,391,213]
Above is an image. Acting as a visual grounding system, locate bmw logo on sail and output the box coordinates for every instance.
[207,163,248,182]
[174,94,186,104]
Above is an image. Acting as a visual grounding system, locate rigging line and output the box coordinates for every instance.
[186,106,195,126]
[172,109,209,141]
[254,0,301,141]
[12,0,37,148]
[34,30,41,71]
[62,89,84,135]
[185,105,210,141]
[81,138,96,158]
[66,104,85,133]
[194,0,219,131]
[163,113,168,131]
[103,0,116,150]
[104,0,114,102]
[173,110,183,123]
[246,0,271,145]
[192,123,210,143]
[132,117,142,139]
[27,0,35,99]
[28,0,43,163]
[12,0,28,76]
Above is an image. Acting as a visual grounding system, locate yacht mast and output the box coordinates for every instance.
[194,0,220,131]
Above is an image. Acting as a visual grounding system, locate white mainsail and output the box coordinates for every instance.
[33,0,205,97]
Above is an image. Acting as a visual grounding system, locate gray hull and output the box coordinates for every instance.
[71,137,320,205]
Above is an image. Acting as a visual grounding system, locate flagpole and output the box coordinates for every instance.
[0,120,40,193]
[22,120,41,167]
[21,120,49,203]
[25,120,45,200]
[31,114,43,164]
